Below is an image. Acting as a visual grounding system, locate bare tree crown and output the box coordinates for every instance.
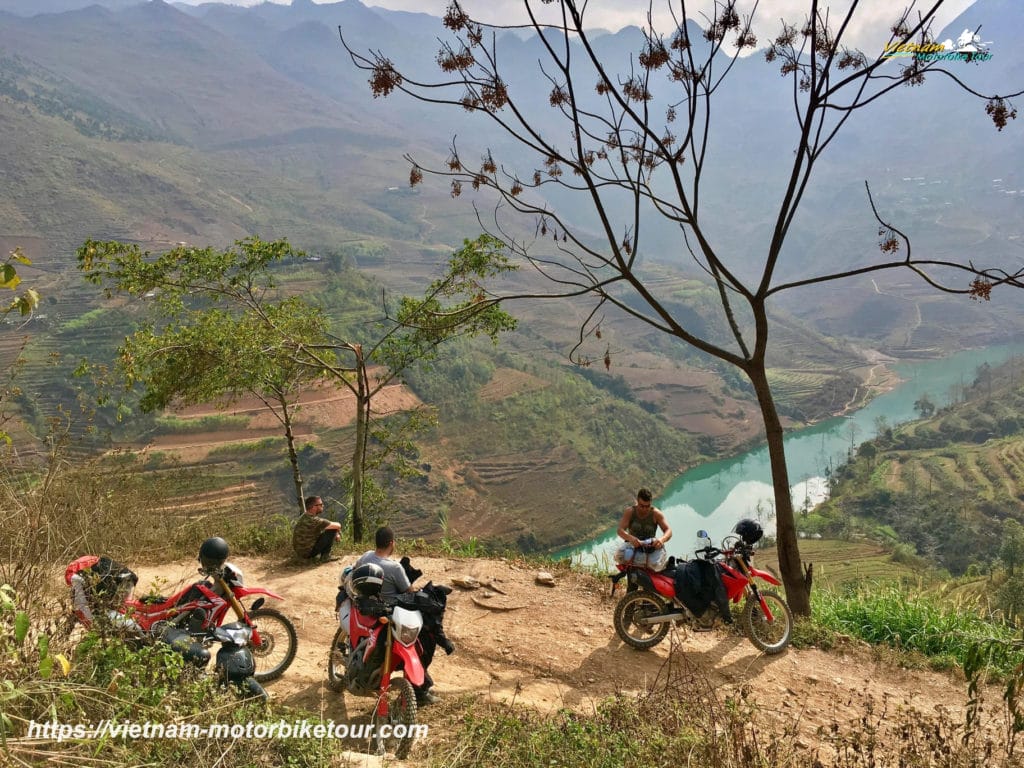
[341,0,1024,615]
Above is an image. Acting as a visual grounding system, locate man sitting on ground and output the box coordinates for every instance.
[292,495,341,564]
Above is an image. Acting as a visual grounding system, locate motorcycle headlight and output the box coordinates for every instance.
[395,622,421,647]
[391,606,423,647]
[214,622,253,646]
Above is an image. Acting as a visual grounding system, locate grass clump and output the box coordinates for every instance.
[207,437,288,457]
[152,414,250,434]
[812,582,1020,676]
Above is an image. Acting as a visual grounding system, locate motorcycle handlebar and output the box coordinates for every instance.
[691,537,756,562]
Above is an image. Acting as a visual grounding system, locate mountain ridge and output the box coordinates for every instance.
[1,0,1022,551]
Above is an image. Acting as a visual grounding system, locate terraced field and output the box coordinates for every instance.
[478,367,548,402]
[151,480,278,523]
[766,368,840,405]
[881,436,1024,512]
[468,451,560,483]
[0,326,30,370]
[757,538,924,588]
[437,443,621,550]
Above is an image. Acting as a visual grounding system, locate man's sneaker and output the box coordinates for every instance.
[319,555,341,564]
[416,690,439,706]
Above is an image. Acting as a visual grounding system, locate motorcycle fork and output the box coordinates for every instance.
[217,576,260,645]
[376,622,394,718]
[735,561,776,623]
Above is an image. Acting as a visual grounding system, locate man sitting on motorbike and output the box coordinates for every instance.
[351,526,453,706]
[615,487,673,571]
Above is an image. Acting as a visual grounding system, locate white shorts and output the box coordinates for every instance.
[614,544,667,571]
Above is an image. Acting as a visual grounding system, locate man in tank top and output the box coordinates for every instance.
[614,487,673,570]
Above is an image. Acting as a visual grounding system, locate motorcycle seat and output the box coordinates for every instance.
[354,595,391,618]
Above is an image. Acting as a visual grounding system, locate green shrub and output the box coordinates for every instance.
[1,583,344,767]
[208,437,287,457]
[811,583,1019,675]
[231,515,293,555]
[153,414,250,434]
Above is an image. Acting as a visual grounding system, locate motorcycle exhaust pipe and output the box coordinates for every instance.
[637,612,685,625]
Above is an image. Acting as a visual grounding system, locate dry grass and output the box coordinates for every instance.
[416,638,1019,768]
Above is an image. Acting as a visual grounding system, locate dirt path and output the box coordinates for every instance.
[837,347,902,416]
[134,554,1001,765]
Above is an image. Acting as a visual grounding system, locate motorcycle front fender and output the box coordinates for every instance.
[390,641,425,687]
[748,567,781,586]
[216,643,256,681]
[233,586,284,601]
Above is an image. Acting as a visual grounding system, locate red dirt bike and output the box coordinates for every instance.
[611,528,793,654]
[327,581,427,759]
[122,562,298,682]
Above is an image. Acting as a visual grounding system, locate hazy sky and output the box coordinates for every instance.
[175,1,982,53]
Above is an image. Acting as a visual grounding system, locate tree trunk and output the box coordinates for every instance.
[351,345,367,543]
[280,396,305,515]
[747,363,812,617]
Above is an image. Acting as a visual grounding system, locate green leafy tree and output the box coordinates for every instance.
[856,440,877,465]
[79,235,516,541]
[1000,518,1024,577]
[913,394,936,419]
[78,237,329,513]
[342,0,1024,615]
[298,235,517,541]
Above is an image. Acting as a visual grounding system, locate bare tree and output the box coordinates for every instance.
[341,0,1023,616]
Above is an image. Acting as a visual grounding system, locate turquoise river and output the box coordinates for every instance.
[563,343,1024,566]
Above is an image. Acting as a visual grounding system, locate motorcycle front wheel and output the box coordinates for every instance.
[249,607,298,682]
[743,590,792,654]
[370,676,417,759]
[326,625,348,692]
[613,590,669,650]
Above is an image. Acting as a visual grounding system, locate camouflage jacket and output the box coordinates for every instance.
[292,514,331,557]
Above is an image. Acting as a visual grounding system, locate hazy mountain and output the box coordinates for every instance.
[0,0,141,13]
[0,0,1020,350]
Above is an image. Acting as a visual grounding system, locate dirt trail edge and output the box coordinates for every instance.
[135,555,994,764]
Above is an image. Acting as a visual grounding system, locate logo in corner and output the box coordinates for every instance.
[882,27,993,63]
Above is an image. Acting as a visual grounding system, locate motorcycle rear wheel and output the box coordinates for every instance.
[613,590,670,650]
[371,676,417,759]
[326,625,348,692]
[249,607,298,682]
[743,590,792,654]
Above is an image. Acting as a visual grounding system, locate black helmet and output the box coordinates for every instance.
[734,519,764,546]
[198,537,230,573]
[350,563,385,597]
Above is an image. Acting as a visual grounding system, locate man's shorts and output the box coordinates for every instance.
[614,544,668,571]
